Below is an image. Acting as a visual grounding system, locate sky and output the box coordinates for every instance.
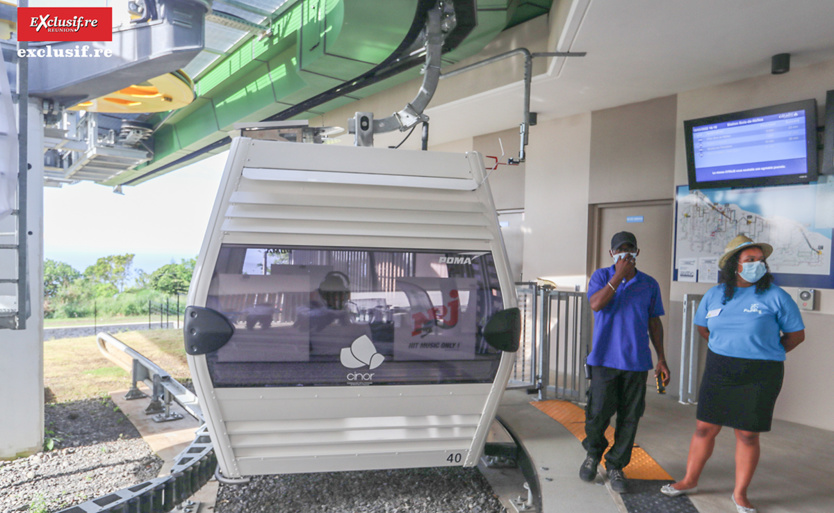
[43,152,226,275]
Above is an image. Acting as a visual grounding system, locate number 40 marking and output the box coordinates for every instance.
[446,453,462,463]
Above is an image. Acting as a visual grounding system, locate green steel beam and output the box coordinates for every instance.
[111,0,548,186]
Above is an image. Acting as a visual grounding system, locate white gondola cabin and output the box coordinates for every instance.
[184,134,520,478]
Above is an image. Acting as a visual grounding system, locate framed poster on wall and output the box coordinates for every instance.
[673,180,834,288]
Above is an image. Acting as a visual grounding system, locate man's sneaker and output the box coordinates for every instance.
[607,468,627,493]
[579,455,599,482]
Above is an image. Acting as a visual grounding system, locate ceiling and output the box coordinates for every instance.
[425,0,834,145]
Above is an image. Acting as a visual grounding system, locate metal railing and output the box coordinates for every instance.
[679,294,704,404]
[96,331,201,422]
[509,282,537,387]
[148,296,183,330]
[510,283,592,402]
[538,289,592,402]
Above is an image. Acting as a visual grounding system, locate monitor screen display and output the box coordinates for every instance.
[684,99,818,189]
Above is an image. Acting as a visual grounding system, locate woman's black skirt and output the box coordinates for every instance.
[696,349,784,432]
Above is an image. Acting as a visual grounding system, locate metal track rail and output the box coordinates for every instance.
[55,332,215,512]
[96,332,202,422]
[55,426,216,513]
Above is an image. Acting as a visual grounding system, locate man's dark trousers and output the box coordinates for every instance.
[583,365,648,470]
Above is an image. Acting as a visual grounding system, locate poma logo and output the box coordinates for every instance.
[439,256,472,265]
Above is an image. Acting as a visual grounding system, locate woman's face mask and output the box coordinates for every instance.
[738,261,766,283]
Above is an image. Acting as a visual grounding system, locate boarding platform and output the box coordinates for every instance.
[493,388,834,513]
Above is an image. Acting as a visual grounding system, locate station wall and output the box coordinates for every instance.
[671,59,834,431]
[519,58,834,432]
[317,18,834,432]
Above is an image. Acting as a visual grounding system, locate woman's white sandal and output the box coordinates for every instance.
[660,484,698,497]
[732,495,757,513]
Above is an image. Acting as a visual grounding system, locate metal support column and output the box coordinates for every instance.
[0,5,30,330]
[679,294,703,404]
[537,284,553,400]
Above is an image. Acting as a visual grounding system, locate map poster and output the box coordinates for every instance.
[674,181,834,288]
[698,257,719,283]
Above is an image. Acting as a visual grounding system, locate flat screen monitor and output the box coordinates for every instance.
[684,99,818,189]
[820,90,834,175]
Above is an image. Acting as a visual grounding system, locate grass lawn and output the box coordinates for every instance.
[44,329,190,403]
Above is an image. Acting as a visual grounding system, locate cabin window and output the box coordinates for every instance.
[202,245,505,387]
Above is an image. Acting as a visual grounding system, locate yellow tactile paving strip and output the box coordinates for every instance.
[531,399,673,481]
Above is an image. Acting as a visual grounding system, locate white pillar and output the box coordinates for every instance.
[0,98,44,459]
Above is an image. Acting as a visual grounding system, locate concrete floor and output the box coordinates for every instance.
[113,385,834,513]
[496,388,834,513]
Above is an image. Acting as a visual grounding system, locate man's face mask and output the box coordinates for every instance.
[612,252,638,264]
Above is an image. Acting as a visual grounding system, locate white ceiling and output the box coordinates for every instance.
[425,0,834,144]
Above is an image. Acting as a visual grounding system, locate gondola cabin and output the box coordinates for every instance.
[184,133,520,478]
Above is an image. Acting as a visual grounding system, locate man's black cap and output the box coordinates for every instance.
[611,231,637,251]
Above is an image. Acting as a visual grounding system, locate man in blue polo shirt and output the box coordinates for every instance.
[579,231,670,494]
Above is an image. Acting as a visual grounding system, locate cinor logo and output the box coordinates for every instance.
[340,335,384,370]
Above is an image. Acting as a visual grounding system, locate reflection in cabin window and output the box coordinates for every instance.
[204,246,505,387]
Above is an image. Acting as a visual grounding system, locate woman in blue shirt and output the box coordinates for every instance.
[660,235,805,513]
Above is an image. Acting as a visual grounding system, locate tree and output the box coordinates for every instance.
[132,268,152,290]
[149,258,196,296]
[44,259,81,299]
[84,254,135,293]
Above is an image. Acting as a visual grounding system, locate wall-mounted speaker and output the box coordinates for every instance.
[797,288,816,311]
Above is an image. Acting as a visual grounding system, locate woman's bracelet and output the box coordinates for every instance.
[607,281,617,292]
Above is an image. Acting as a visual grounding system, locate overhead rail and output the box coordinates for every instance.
[440,48,587,164]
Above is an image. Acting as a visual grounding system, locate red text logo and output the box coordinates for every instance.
[411,290,460,337]
[18,7,112,42]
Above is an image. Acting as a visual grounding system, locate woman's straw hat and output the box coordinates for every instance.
[718,234,773,268]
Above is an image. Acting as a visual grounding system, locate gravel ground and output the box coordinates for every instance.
[0,398,162,513]
[0,398,507,513]
[216,466,506,513]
